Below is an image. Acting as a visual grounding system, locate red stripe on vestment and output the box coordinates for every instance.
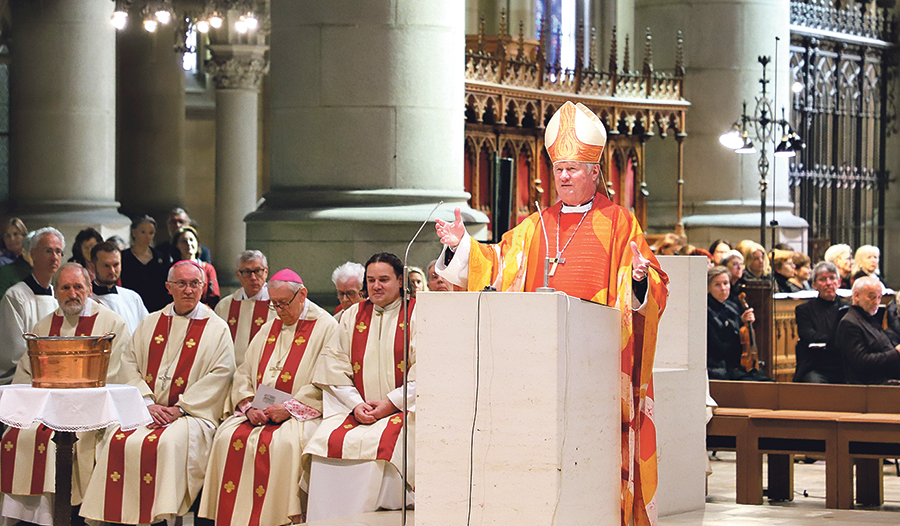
[138,427,167,524]
[248,424,278,526]
[249,300,270,342]
[256,319,283,387]
[103,428,137,522]
[76,313,99,336]
[166,318,209,406]
[350,302,374,399]
[326,414,360,459]
[215,422,254,526]
[0,427,20,493]
[376,412,404,461]
[145,315,171,390]
[227,299,241,341]
[274,319,317,393]
[393,299,415,388]
[49,315,64,336]
[29,424,54,495]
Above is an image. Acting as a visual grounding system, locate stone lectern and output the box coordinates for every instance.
[415,292,621,526]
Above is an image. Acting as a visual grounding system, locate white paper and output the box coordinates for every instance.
[251,384,292,410]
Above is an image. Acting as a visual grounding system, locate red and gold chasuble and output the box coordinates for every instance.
[467,193,669,526]
[226,299,270,343]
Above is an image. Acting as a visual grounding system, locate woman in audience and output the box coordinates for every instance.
[789,252,812,292]
[824,243,853,289]
[173,226,220,307]
[651,232,686,255]
[771,249,796,293]
[707,266,769,381]
[721,250,747,305]
[68,227,103,268]
[739,241,770,280]
[0,217,27,266]
[408,266,427,297]
[851,244,881,284]
[709,239,732,265]
[121,215,170,312]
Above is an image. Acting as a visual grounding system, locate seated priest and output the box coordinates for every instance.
[331,261,365,322]
[199,269,340,525]
[433,101,668,525]
[836,276,900,385]
[89,241,150,333]
[80,260,235,525]
[0,263,130,526]
[793,262,847,383]
[0,227,64,385]
[214,250,273,366]
[304,252,415,522]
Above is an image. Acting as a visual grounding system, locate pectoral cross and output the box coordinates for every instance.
[158,372,171,389]
[268,364,283,376]
[548,255,565,277]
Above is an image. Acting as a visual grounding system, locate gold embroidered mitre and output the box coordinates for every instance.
[544,101,607,164]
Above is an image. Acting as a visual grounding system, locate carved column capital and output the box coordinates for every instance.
[207,45,270,90]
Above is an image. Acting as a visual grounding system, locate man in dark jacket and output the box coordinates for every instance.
[794,261,846,383]
[836,275,900,384]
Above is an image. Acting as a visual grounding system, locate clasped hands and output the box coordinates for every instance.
[245,404,291,426]
[147,404,183,429]
[352,399,399,424]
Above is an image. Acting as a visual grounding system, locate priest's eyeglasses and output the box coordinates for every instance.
[168,280,204,290]
[269,289,300,311]
[238,268,267,278]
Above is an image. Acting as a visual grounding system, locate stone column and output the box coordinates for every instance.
[115,18,187,233]
[253,0,487,305]
[636,0,807,249]
[9,0,130,241]
[207,44,269,287]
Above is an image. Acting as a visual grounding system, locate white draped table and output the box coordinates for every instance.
[0,384,151,526]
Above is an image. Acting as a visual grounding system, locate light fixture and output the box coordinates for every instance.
[735,132,757,154]
[792,81,804,94]
[143,17,158,32]
[235,18,248,34]
[774,135,795,158]
[195,19,210,33]
[719,124,743,150]
[209,13,223,29]
[155,9,171,25]
[111,10,128,30]
[245,13,259,31]
[789,132,805,152]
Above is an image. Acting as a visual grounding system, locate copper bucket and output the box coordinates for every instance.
[24,332,115,388]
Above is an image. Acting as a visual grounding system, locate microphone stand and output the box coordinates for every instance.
[534,201,555,292]
[401,200,443,526]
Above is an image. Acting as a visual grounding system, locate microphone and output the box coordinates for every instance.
[400,200,442,526]
[534,201,555,292]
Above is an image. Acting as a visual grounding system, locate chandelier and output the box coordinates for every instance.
[109,0,260,35]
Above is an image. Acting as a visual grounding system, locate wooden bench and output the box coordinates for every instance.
[708,380,900,509]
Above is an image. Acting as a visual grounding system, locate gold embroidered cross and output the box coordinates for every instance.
[143,473,153,484]
[280,372,292,383]
[3,441,13,451]
[147,434,157,442]
[353,362,361,372]
[294,336,306,345]
[254,317,264,326]
[110,471,121,482]
[258,444,267,455]
[267,336,277,344]
[37,444,46,454]
[397,361,405,372]
[145,374,154,384]
[185,339,196,348]
[115,432,126,440]
[233,439,244,451]
[256,485,266,497]
[174,377,185,387]
[154,334,165,344]
[224,481,235,493]
[257,373,262,382]
[391,415,402,425]
[228,317,237,326]
[399,322,405,330]
[356,321,367,333]
[343,423,354,429]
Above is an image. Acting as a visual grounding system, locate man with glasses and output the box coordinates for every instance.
[215,250,273,366]
[0,227,64,385]
[793,261,847,383]
[330,261,365,322]
[81,260,235,525]
[200,268,339,525]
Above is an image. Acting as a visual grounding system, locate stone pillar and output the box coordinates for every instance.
[115,18,187,232]
[253,0,487,305]
[9,0,130,241]
[207,44,269,287]
[636,0,806,249]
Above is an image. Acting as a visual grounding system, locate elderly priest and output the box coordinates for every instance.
[304,252,416,522]
[214,250,273,367]
[80,260,235,525]
[434,101,669,526]
[200,268,339,525]
[0,263,130,526]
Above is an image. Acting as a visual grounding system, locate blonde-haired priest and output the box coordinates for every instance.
[80,260,235,525]
[434,101,669,526]
[199,268,339,525]
[0,263,130,526]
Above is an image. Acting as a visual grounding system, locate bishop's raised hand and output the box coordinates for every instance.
[435,207,467,249]
[631,241,650,282]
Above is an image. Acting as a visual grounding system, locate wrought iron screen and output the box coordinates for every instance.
[789,0,894,262]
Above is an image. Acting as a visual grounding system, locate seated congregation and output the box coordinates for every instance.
[0,221,416,526]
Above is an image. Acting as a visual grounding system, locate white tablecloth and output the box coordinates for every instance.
[0,384,151,432]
